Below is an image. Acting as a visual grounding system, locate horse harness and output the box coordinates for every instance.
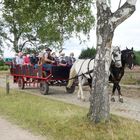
[68,58,94,81]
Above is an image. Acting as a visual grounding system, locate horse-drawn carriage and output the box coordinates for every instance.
[10,64,75,95]
[10,47,135,103]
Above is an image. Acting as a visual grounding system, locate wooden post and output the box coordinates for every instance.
[6,75,10,94]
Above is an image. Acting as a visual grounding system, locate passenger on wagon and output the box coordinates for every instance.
[23,54,31,65]
[15,52,24,74]
[68,52,76,66]
[58,52,67,66]
[30,52,39,65]
[37,53,44,65]
[43,48,55,71]
[16,52,24,65]
[51,52,59,64]
[12,53,18,65]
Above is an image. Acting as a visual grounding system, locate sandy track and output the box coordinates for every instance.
[0,75,140,140]
[0,117,46,140]
[0,75,140,122]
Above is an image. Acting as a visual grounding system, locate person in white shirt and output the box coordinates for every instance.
[16,52,24,65]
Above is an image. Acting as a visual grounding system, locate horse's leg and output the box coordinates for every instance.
[77,84,81,99]
[111,83,116,102]
[81,78,86,101]
[66,66,76,89]
[117,83,123,103]
[78,82,85,101]
[78,77,85,101]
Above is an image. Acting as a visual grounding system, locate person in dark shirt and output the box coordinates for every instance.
[30,52,39,65]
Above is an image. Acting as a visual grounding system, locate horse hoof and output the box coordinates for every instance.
[119,98,123,103]
[111,97,115,102]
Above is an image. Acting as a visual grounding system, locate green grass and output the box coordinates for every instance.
[0,88,140,140]
[121,71,140,85]
[0,70,10,75]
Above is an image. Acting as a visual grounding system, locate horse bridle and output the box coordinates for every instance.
[112,50,122,68]
[69,58,94,81]
[123,51,134,69]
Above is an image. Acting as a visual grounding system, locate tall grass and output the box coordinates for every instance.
[0,88,140,140]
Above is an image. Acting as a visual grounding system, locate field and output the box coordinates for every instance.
[0,69,140,140]
[121,67,140,85]
[0,88,140,140]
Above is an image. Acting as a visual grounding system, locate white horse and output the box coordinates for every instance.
[66,46,122,101]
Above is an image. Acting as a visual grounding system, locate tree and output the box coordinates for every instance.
[1,0,95,52]
[0,0,42,52]
[87,0,137,123]
[79,47,96,59]
[134,51,140,65]
[22,0,95,49]
[1,0,137,124]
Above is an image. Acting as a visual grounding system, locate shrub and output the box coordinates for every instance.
[134,51,140,66]
[79,47,96,59]
[0,59,5,66]
[0,65,9,71]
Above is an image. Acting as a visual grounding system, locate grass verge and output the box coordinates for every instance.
[0,70,10,75]
[0,87,140,140]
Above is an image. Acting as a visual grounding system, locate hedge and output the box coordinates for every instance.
[0,65,9,71]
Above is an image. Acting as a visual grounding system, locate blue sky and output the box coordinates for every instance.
[3,0,140,58]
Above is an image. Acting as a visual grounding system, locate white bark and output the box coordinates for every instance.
[88,0,137,123]
[127,0,137,5]
[111,1,137,27]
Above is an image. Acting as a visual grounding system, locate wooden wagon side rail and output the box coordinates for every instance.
[9,64,73,95]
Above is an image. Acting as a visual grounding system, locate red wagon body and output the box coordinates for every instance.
[10,64,75,94]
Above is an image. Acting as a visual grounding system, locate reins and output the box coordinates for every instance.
[67,69,93,81]
[67,58,94,81]
[87,57,94,79]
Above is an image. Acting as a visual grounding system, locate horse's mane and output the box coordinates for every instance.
[121,48,133,54]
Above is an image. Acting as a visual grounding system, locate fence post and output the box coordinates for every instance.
[6,75,10,94]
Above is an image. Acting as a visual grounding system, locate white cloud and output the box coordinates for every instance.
[63,0,140,56]
[112,0,140,50]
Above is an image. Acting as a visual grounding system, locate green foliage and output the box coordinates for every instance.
[0,58,11,70]
[134,51,140,65]
[79,47,96,59]
[0,65,9,71]
[0,59,5,66]
[1,0,95,52]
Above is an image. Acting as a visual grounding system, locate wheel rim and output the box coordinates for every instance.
[18,78,24,89]
[40,83,45,92]
[40,81,49,95]
[66,85,75,93]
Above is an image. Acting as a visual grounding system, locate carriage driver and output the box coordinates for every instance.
[43,47,55,71]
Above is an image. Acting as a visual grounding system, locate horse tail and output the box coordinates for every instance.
[67,65,77,88]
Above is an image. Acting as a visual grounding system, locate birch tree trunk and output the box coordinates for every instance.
[88,0,137,123]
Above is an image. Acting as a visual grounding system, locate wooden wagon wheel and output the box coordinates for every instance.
[66,85,75,94]
[18,77,25,89]
[40,81,49,95]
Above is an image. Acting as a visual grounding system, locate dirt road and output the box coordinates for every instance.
[0,117,46,140]
[0,75,140,122]
[0,75,140,140]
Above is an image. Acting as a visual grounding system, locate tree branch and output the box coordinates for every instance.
[0,33,13,43]
[118,0,122,8]
[111,1,136,28]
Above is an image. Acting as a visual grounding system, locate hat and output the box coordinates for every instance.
[46,48,52,52]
